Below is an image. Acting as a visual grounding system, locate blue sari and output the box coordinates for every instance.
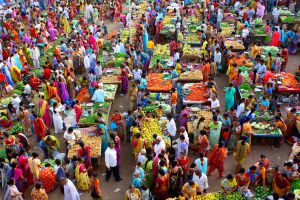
[2,65,14,86]
[99,123,110,155]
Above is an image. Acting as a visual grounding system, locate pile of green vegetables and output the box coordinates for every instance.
[42,159,56,168]
[225,191,247,200]
[10,122,24,135]
[261,46,279,56]
[281,16,294,23]
[253,186,272,200]
[0,148,7,159]
[13,82,25,95]
[290,179,300,191]
[279,9,292,16]
[0,97,13,107]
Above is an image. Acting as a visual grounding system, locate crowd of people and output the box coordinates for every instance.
[0,0,299,199]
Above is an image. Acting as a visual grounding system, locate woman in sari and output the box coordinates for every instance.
[28,152,41,184]
[38,95,51,128]
[209,116,222,148]
[58,78,69,103]
[99,121,110,155]
[235,168,252,198]
[232,69,244,87]
[33,113,47,142]
[169,160,184,197]
[66,74,75,99]
[179,105,189,129]
[287,30,299,55]
[39,163,56,192]
[74,100,83,124]
[75,158,90,191]
[197,130,210,156]
[285,108,297,139]
[142,155,154,189]
[207,142,228,177]
[281,46,288,71]
[228,63,238,84]
[10,66,22,83]
[225,83,236,111]
[48,83,61,103]
[270,27,281,46]
[272,170,290,197]
[62,14,71,35]
[120,65,129,95]
[77,141,91,169]
[18,149,34,186]
[155,169,169,200]
[19,107,32,136]
[8,162,26,194]
[41,81,50,100]
[234,137,251,173]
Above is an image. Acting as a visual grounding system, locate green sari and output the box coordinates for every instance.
[142,159,154,189]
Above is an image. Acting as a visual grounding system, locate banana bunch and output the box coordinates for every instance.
[154,44,170,56]
[183,44,201,55]
[221,27,233,37]
[163,16,172,24]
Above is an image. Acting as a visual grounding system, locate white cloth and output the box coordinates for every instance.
[167,119,177,137]
[84,55,90,69]
[208,98,220,109]
[154,140,166,155]
[193,173,209,191]
[241,28,249,38]
[105,147,117,168]
[23,84,32,95]
[63,131,76,142]
[30,47,40,60]
[214,52,222,63]
[12,97,21,109]
[53,109,64,134]
[133,69,142,80]
[4,185,24,200]
[217,11,223,22]
[236,103,245,117]
[64,179,80,200]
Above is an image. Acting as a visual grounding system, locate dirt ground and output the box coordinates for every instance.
[1,20,299,200]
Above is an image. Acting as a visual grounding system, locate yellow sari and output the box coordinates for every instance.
[63,16,71,34]
[75,163,90,191]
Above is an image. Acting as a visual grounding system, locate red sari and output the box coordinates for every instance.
[18,155,34,186]
[270,31,281,46]
[177,156,189,174]
[77,146,91,167]
[33,118,47,141]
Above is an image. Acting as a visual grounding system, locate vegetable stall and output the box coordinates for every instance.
[182,83,210,105]
[147,73,172,93]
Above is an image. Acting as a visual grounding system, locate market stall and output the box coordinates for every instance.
[101,75,121,84]
[67,127,102,165]
[141,118,171,146]
[224,40,245,51]
[273,73,300,93]
[147,73,172,92]
[79,102,111,127]
[150,44,172,70]
[186,108,212,134]
[182,44,201,63]
[103,84,118,101]
[182,83,209,105]
[143,93,171,113]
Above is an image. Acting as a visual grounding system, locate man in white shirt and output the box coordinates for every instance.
[167,114,177,140]
[153,136,166,155]
[11,94,21,115]
[132,66,142,81]
[241,26,250,39]
[105,142,122,182]
[192,170,209,193]
[208,94,220,111]
[236,98,245,118]
[214,48,222,69]
[234,0,241,12]
[23,84,32,95]
[217,9,223,30]
[30,45,40,68]
[83,54,90,78]
[63,127,76,144]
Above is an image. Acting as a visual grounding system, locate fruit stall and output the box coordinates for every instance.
[182,44,201,63]
[220,22,234,38]
[261,46,280,57]
[223,13,237,23]
[182,83,210,105]
[150,44,172,70]
[78,102,111,127]
[160,15,176,41]
[178,70,203,82]
[186,108,212,134]
[147,73,172,93]
[120,28,136,43]
[231,53,254,67]
[103,84,118,101]
[141,118,171,147]
[224,40,245,51]
[183,33,201,45]
[101,75,121,84]
[67,127,102,165]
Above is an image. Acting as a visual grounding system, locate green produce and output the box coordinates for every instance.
[10,122,24,135]
[0,148,7,159]
[1,97,13,106]
[239,83,252,91]
[281,16,294,23]
[261,46,279,56]
[297,10,300,17]
[279,9,292,16]
[225,191,246,200]
[42,159,56,168]
[79,113,98,124]
[143,105,156,113]
[14,82,24,91]
[254,186,272,199]
[290,179,300,191]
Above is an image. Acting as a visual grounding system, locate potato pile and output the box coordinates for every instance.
[179,70,203,81]
[68,135,102,158]
[224,40,245,50]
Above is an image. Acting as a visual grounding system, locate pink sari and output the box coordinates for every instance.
[74,104,83,124]
[38,100,51,128]
[89,35,97,51]
[18,155,34,185]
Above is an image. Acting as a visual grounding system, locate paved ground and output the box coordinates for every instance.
[1,19,299,200]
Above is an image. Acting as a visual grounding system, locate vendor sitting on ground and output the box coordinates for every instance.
[221,174,238,194]
[258,96,269,112]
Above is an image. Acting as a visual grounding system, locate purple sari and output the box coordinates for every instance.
[59,82,70,102]
[179,109,189,128]
[8,168,25,193]
[121,69,128,94]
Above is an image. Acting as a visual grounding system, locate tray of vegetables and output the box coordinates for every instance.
[147,73,172,92]
[261,46,280,56]
[280,16,294,23]
[103,84,118,101]
[183,83,209,104]
[251,122,282,137]
[253,186,272,200]
[10,122,24,135]
[101,75,121,84]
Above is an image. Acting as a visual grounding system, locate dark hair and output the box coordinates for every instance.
[249,165,257,171]
[226,174,233,179]
[238,168,245,174]
[35,182,42,189]
[55,159,61,165]
[32,152,39,158]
